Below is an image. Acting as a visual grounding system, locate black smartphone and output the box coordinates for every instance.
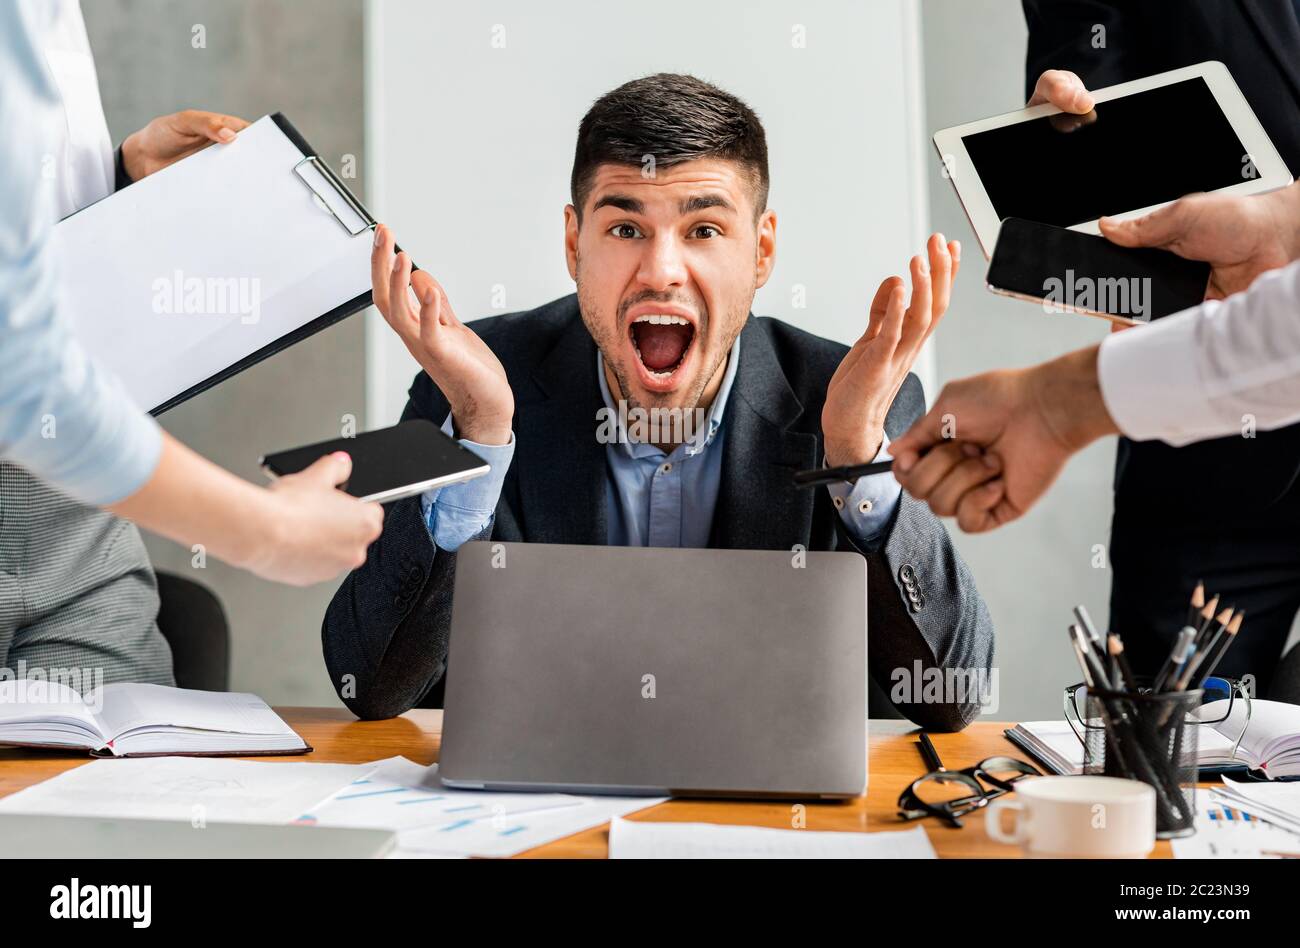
[260,419,490,503]
[986,217,1211,325]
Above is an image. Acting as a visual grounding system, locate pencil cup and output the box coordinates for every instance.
[1082,686,1200,839]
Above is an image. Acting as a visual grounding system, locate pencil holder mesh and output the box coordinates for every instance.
[1082,686,1201,839]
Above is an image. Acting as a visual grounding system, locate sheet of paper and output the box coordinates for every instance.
[1173,799,1300,858]
[399,795,668,859]
[608,818,937,859]
[297,757,584,831]
[0,757,371,824]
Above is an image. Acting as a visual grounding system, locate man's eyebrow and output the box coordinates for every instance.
[591,194,644,214]
[679,194,736,215]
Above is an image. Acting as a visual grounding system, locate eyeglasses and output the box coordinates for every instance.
[1064,676,1253,761]
[897,738,1043,828]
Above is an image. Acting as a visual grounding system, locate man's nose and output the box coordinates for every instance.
[636,233,688,291]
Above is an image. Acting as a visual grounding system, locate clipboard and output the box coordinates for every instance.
[56,112,380,415]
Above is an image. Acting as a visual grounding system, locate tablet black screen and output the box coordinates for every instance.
[962,77,1248,228]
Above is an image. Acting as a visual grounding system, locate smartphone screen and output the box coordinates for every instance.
[985,217,1211,323]
[260,419,489,503]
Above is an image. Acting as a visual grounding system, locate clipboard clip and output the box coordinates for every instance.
[293,155,376,237]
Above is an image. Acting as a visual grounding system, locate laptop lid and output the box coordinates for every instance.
[440,542,867,799]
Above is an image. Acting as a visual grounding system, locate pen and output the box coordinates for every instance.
[792,460,893,487]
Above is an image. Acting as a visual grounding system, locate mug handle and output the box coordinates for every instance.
[985,798,1028,845]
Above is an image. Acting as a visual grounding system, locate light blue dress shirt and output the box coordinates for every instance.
[419,334,903,551]
[0,2,162,505]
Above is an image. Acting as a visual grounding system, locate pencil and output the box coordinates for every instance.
[1108,634,1137,691]
[1153,626,1196,692]
[1187,580,1205,630]
[1198,611,1244,683]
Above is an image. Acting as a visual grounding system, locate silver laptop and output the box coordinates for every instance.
[439,542,867,799]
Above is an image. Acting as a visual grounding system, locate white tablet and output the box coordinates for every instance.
[933,61,1293,258]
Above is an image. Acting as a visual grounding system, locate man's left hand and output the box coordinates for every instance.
[822,233,960,467]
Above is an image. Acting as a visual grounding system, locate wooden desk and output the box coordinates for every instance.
[0,709,1174,858]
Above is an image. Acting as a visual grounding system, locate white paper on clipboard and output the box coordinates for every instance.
[52,114,374,414]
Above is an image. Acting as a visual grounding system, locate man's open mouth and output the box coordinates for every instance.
[629,313,696,390]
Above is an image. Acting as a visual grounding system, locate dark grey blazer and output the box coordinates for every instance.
[323,295,995,730]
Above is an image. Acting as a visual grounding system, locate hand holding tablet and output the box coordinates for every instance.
[934,61,1292,258]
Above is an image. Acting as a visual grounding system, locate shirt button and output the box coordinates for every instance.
[832,495,845,511]
[858,499,874,514]
[659,462,673,475]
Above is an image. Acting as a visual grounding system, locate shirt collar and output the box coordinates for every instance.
[597,333,741,460]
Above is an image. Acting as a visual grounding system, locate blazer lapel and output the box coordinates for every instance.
[711,318,819,551]
[1241,0,1300,106]
[512,308,609,545]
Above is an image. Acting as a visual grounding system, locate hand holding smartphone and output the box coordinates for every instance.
[260,419,490,503]
[986,217,1211,325]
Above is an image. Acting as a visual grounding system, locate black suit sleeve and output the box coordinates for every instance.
[321,376,476,719]
[837,375,997,732]
[1023,0,1139,96]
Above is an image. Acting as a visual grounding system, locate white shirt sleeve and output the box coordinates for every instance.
[0,1,162,506]
[1098,259,1300,446]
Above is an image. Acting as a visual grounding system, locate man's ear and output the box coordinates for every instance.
[564,205,579,281]
[754,208,777,289]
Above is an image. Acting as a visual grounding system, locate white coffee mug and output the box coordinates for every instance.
[985,775,1156,858]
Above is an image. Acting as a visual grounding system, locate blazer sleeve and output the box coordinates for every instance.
[1022,0,1138,97]
[839,374,996,732]
[321,375,478,719]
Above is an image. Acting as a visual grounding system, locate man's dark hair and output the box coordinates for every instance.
[570,73,769,221]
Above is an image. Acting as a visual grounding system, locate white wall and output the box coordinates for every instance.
[365,0,931,425]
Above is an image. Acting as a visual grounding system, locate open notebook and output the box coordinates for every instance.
[0,680,309,757]
[1006,699,1300,779]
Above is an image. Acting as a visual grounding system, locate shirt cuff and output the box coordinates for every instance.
[825,434,903,545]
[419,412,515,551]
[1098,311,1220,446]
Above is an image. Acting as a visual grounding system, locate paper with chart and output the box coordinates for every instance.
[1173,799,1300,858]
[300,756,667,858]
[296,756,580,831]
[0,757,370,824]
[608,818,938,859]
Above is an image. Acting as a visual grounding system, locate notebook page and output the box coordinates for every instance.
[89,683,297,742]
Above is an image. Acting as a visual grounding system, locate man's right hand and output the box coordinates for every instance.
[1099,184,1300,300]
[371,225,514,446]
